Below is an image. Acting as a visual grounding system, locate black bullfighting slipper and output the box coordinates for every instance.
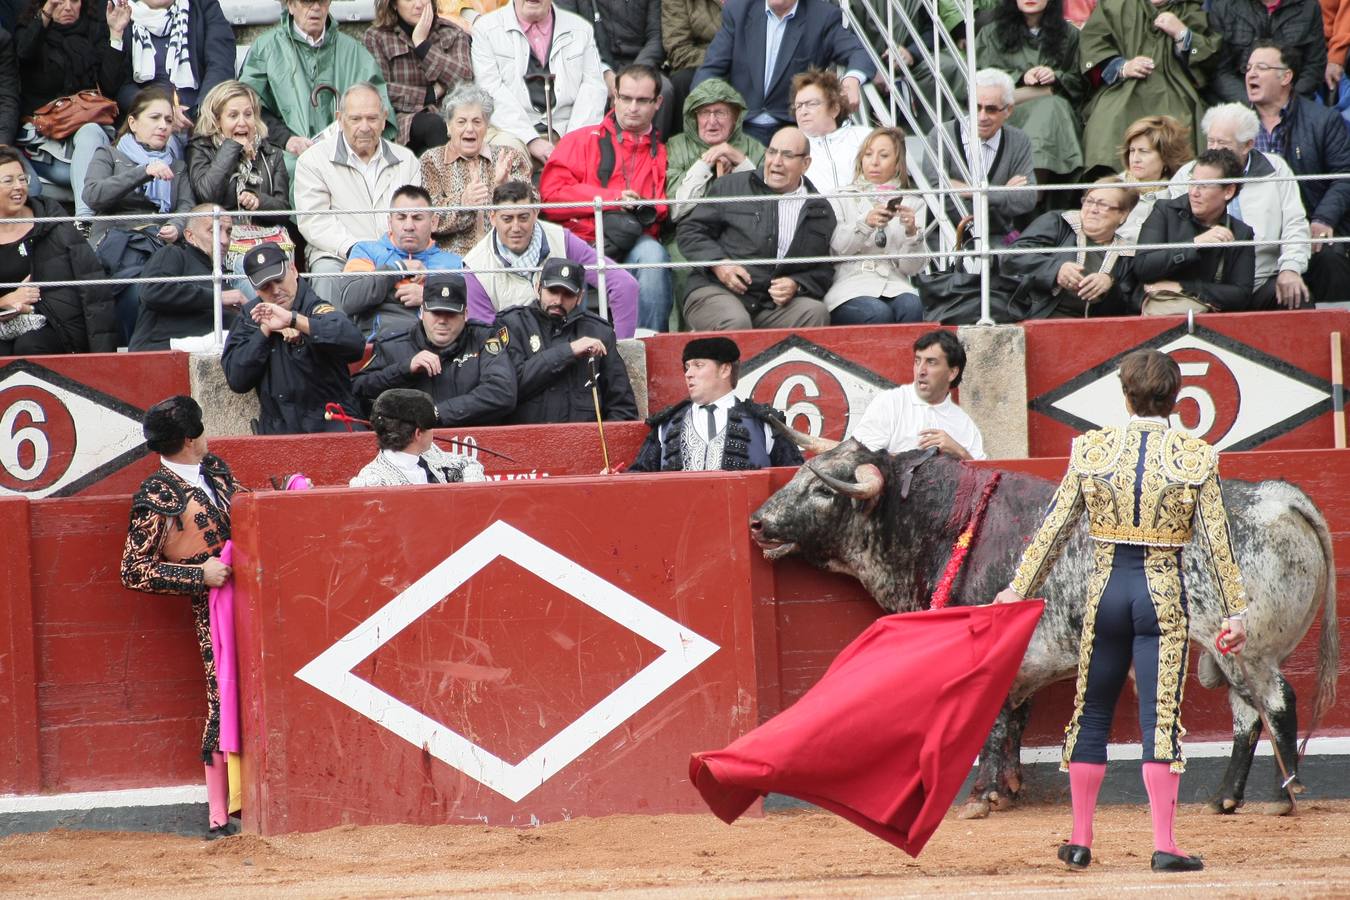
[1057,843,1091,869]
[204,820,240,841]
[1151,850,1204,872]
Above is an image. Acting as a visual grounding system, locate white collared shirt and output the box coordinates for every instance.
[961,127,1002,177]
[161,458,220,506]
[775,183,808,259]
[292,21,327,48]
[851,383,986,459]
[383,449,429,484]
[1130,415,1170,427]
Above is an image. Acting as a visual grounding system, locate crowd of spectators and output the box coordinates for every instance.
[1,0,1349,432]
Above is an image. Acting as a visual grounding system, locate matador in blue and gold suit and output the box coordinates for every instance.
[1008,417,1249,774]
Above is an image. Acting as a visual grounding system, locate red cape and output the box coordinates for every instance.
[690,600,1045,856]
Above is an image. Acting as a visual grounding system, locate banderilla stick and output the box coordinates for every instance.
[586,355,610,471]
[323,404,518,462]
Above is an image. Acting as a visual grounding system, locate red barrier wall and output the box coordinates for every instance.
[0,352,188,500]
[761,448,1350,746]
[231,475,768,834]
[0,497,38,795]
[644,324,938,440]
[1024,310,1349,456]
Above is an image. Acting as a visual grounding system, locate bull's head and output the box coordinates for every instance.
[748,439,889,563]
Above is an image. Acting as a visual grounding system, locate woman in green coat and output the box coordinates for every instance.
[1078,0,1218,176]
[976,0,1087,179]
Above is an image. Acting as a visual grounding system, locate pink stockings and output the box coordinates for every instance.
[205,751,229,828]
[1068,762,1106,846]
[1141,761,1184,855]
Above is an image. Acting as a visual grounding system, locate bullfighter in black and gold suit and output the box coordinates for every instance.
[121,396,243,840]
[996,351,1249,875]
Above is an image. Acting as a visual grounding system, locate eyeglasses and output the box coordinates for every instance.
[695,107,732,121]
[0,175,30,188]
[976,103,1008,115]
[1244,62,1288,74]
[1081,197,1123,212]
[764,146,807,160]
[616,93,658,107]
[792,98,825,113]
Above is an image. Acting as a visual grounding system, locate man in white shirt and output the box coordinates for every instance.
[851,330,986,460]
[349,389,487,487]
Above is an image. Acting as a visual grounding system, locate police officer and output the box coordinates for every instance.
[352,272,518,426]
[221,244,367,435]
[498,257,639,425]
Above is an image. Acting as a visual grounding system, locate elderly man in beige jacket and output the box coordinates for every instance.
[293,83,422,302]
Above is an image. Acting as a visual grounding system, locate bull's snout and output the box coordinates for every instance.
[749,517,763,535]
[747,514,797,560]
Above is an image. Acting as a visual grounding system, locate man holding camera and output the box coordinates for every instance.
[540,63,674,333]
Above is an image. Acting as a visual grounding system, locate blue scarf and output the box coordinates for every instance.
[116,133,177,214]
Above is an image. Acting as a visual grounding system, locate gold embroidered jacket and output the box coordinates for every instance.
[1009,422,1248,614]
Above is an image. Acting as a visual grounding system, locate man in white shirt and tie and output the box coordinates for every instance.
[349,389,487,486]
[851,330,986,460]
[627,337,805,471]
[921,68,1037,247]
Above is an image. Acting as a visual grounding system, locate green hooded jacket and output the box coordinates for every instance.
[664,78,766,196]
[239,13,396,151]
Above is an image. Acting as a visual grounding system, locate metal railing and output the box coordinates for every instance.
[2,168,1346,348]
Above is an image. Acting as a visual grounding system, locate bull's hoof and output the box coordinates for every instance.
[987,791,1016,812]
[1258,799,1295,817]
[957,798,991,819]
[1205,796,1240,815]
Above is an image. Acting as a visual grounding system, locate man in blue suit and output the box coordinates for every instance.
[692,0,876,145]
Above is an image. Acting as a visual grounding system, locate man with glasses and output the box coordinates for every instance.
[1003,177,1141,318]
[676,126,834,330]
[1246,41,1350,302]
[1208,0,1326,103]
[922,68,1037,249]
[541,63,674,332]
[1168,103,1314,309]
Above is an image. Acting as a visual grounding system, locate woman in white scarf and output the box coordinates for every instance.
[118,0,237,126]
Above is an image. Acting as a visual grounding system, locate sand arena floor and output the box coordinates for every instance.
[3,800,1349,898]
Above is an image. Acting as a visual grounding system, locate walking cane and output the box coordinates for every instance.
[587,355,610,472]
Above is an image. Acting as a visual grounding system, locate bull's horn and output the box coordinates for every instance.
[766,415,840,454]
[808,462,885,501]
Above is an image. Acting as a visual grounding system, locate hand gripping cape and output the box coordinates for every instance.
[690,599,1045,856]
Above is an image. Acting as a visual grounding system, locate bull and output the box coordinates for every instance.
[749,437,1338,818]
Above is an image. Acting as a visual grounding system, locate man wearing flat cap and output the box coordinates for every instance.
[221,244,367,435]
[349,389,488,487]
[628,336,804,471]
[498,257,639,425]
[353,272,518,426]
[120,396,243,840]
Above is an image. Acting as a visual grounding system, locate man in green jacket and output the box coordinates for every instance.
[239,0,396,180]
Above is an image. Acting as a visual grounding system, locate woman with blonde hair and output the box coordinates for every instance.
[1115,114,1192,242]
[823,126,929,324]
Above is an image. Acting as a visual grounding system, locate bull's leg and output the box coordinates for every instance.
[959,700,1032,819]
[1208,690,1261,814]
[1259,674,1303,816]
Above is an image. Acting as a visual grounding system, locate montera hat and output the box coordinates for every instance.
[371,388,437,431]
[422,273,468,314]
[142,395,204,451]
[242,242,289,289]
[682,336,740,365]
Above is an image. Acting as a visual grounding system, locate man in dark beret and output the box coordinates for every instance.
[627,336,804,471]
[120,395,243,840]
[349,389,487,487]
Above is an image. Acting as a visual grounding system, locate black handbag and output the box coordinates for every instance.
[913,217,1050,323]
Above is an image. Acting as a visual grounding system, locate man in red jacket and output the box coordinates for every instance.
[540,63,674,332]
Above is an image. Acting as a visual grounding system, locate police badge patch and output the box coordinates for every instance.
[529,334,541,352]
[483,326,510,355]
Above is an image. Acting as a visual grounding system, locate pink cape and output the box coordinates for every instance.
[690,600,1045,857]
[208,540,239,753]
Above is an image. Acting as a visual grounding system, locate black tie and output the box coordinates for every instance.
[416,457,437,483]
[703,404,718,440]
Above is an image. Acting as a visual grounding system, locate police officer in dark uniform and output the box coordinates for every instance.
[221,244,367,435]
[352,272,518,426]
[498,257,639,425]
[628,336,804,472]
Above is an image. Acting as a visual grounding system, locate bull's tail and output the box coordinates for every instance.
[1291,490,1339,727]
